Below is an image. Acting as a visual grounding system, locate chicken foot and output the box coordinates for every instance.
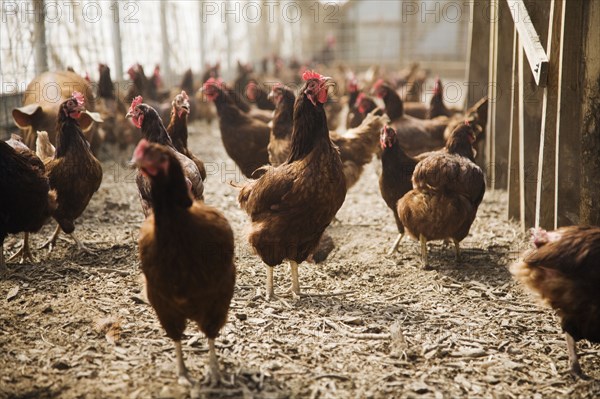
[286,261,301,300]
[566,332,590,380]
[70,232,96,255]
[8,233,36,263]
[388,233,404,255]
[264,266,293,308]
[175,340,194,386]
[204,338,232,387]
[452,238,461,262]
[39,224,61,253]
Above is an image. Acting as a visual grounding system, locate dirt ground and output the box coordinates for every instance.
[1,120,599,399]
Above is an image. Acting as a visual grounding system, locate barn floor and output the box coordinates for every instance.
[1,120,599,399]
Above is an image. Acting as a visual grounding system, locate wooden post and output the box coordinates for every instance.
[487,0,499,188]
[111,2,123,80]
[579,0,600,226]
[465,0,491,171]
[507,26,521,224]
[555,2,584,226]
[490,1,514,190]
[534,0,562,229]
[159,2,172,87]
[32,0,48,76]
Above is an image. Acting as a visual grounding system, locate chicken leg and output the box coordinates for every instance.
[8,233,36,263]
[452,238,461,262]
[566,332,590,380]
[288,260,301,300]
[265,266,275,301]
[39,224,61,253]
[175,340,194,386]
[419,234,429,269]
[388,233,403,255]
[206,338,226,387]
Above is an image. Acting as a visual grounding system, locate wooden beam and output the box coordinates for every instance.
[490,0,515,189]
[506,0,549,86]
[466,0,491,170]
[32,0,48,76]
[507,26,521,224]
[578,0,600,226]
[555,2,584,226]
[487,0,499,188]
[534,0,562,229]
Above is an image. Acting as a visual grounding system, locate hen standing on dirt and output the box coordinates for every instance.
[398,123,485,268]
[40,92,102,253]
[511,226,600,379]
[378,126,419,255]
[127,96,204,215]
[0,140,56,273]
[135,140,235,386]
[238,71,346,301]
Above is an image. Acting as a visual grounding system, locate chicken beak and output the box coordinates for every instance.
[125,111,133,118]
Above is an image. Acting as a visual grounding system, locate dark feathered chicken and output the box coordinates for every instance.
[127,96,204,216]
[349,93,384,130]
[1,139,56,271]
[378,126,419,255]
[398,123,485,268]
[428,77,462,119]
[40,92,103,253]
[238,71,346,300]
[373,79,448,156]
[203,78,270,179]
[267,84,295,167]
[135,140,235,386]
[166,91,207,181]
[511,226,600,379]
[246,80,276,111]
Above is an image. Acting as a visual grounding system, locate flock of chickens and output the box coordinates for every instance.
[1,59,599,387]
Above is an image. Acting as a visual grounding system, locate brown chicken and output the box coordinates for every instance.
[238,71,346,300]
[350,93,384,129]
[373,79,448,156]
[202,78,270,178]
[1,138,56,270]
[166,91,207,181]
[267,84,295,167]
[397,123,485,268]
[267,85,387,189]
[378,126,419,255]
[96,64,139,148]
[127,96,204,216]
[511,226,600,379]
[246,80,276,111]
[330,110,389,189]
[135,140,235,386]
[428,77,462,119]
[40,92,103,253]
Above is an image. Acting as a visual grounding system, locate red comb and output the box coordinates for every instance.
[205,77,223,87]
[355,93,366,107]
[129,96,143,113]
[72,91,85,106]
[465,119,470,127]
[373,79,385,90]
[181,90,189,101]
[302,70,324,81]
